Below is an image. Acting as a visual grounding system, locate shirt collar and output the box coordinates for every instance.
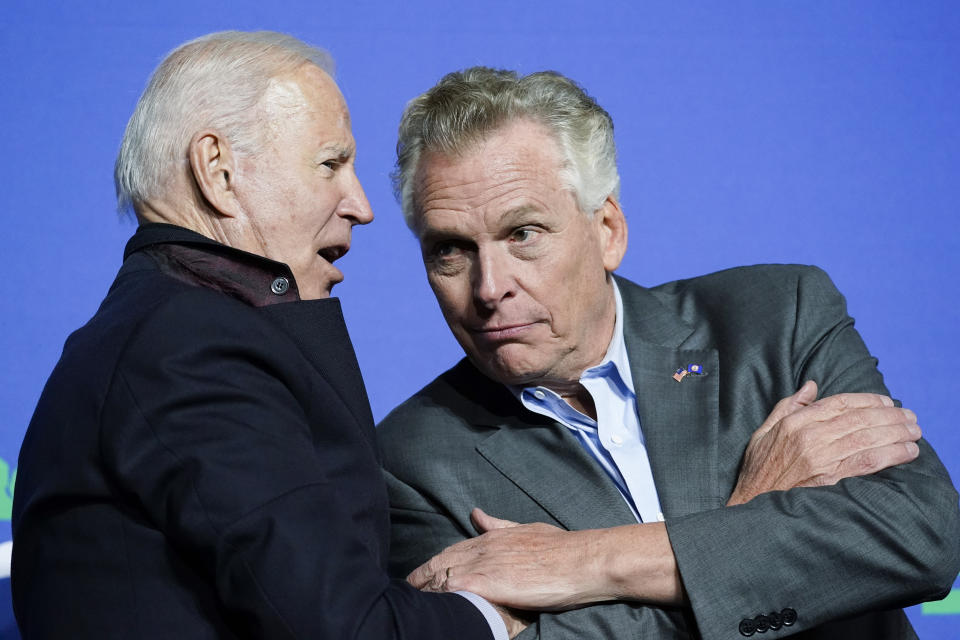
[591,278,635,393]
[126,223,302,307]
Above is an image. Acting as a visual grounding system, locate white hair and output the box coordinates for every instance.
[114,30,333,215]
[393,67,620,229]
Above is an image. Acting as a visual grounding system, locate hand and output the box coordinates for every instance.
[409,509,608,610]
[493,604,534,639]
[727,381,921,505]
[408,509,684,610]
[413,514,534,638]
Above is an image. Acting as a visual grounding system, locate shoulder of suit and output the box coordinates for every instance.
[380,265,841,439]
[65,256,282,378]
[632,263,830,293]
[619,264,836,308]
[378,359,509,439]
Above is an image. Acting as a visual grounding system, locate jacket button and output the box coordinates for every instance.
[781,608,797,626]
[767,610,783,630]
[739,618,756,636]
[270,277,290,295]
[754,614,770,633]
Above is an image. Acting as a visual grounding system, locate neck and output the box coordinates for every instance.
[550,277,618,420]
[136,197,228,245]
[560,385,598,420]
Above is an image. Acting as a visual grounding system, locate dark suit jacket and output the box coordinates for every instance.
[379,266,960,640]
[12,224,490,639]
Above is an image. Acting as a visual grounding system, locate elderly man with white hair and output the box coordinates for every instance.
[12,32,520,640]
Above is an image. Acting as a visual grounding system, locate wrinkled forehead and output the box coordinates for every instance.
[412,119,566,203]
[411,123,580,240]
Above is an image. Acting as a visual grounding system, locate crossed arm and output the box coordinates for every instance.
[385,268,960,639]
[409,384,923,616]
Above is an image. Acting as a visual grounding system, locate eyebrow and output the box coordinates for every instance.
[499,204,540,225]
[314,144,354,162]
[418,204,545,243]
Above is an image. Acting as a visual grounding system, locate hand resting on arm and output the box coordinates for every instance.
[409,382,922,611]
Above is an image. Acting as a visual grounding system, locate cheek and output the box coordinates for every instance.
[427,277,460,319]
[537,251,604,326]
[310,189,341,219]
[523,255,575,305]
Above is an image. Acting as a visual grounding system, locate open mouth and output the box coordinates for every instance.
[318,245,348,262]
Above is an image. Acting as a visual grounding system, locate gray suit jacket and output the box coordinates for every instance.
[378,265,960,640]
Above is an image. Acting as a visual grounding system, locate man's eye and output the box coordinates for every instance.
[433,242,457,258]
[511,227,537,243]
[321,160,339,171]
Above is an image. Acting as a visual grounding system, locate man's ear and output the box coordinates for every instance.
[188,131,239,217]
[596,195,628,272]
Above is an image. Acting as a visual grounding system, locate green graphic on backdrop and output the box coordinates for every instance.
[923,589,960,615]
[0,458,15,522]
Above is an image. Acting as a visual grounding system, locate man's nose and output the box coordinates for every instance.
[338,170,374,226]
[472,248,513,308]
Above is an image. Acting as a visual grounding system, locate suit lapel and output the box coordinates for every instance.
[477,414,640,531]
[442,364,637,531]
[450,273,725,528]
[617,277,724,519]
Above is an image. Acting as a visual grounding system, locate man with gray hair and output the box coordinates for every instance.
[12,34,519,639]
[378,67,960,639]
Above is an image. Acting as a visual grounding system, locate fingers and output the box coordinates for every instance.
[493,605,533,639]
[835,441,921,478]
[811,413,919,470]
[779,396,901,441]
[406,560,432,590]
[824,406,918,436]
[786,407,917,464]
[408,553,454,591]
[732,392,918,504]
[804,441,921,487]
[408,511,521,592]
[788,409,920,486]
[471,507,520,533]
[795,380,819,406]
[754,381,819,439]
[801,392,894,421]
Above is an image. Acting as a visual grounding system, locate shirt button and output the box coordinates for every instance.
[610,434,624,445]
[533,389,546,400]
[271,277,290,295]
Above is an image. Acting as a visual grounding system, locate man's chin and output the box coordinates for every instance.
[299,278,340,300]
[468,352,547,388]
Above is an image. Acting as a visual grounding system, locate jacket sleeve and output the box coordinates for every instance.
[383,266,960,640]
[665,266,960,639]
[100,290,491,640]
[386,465,700,639]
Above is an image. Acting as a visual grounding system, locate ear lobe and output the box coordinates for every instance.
[189,131,239,217]
[596,196,628,272]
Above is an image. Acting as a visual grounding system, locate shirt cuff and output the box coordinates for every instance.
[454,590,509,640]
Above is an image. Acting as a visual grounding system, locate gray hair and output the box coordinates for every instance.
[114,30,334,215]
[393,67,620,229]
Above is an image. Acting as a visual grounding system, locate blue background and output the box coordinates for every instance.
[1,2,957,637]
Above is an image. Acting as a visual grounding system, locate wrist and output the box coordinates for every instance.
[596,523,685,605]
